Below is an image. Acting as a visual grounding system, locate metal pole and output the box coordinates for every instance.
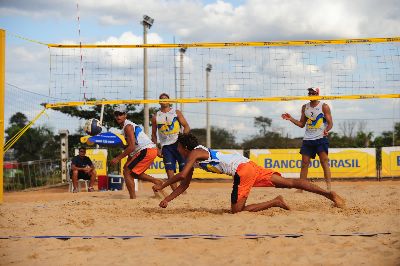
[59,130,69,183]
[179,48,186,112]
[173,36,178,109]
[206,64,212,147]
[0,29,5,203]
[143,23,149,135]
[99,100,105,124]
[393,99,396,146]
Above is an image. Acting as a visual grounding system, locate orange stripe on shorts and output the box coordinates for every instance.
[235,161,277,202]
[126,147,157,175]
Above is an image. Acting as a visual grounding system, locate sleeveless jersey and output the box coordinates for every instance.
[122,120,155,155]
[304,101,327,140]
[156,108,181,147]
[193,145,250,177]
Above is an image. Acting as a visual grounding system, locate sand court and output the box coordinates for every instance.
[0,180,399,265]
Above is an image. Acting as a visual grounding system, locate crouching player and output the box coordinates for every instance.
[153,133,345,213]
[110,104,165,199]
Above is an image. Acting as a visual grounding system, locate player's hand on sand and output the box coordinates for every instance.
[281,113,292,120]
[152,184,162,192]
[159,200,168,208]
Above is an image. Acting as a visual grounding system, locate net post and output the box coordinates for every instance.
[0,29,5,203]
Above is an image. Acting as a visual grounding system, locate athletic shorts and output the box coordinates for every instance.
[231,161,279,204]
[77,171,91,180]
[300,137,329,159]
[162,142,185,172]
[125,147,157,176]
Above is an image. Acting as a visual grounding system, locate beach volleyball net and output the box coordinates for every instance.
[44,37,400,141]
[47,37,400,101]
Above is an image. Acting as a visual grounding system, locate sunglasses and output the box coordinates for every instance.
[79,150,85,153]
[114,112,125,117]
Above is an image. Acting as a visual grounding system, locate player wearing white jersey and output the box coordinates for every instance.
[110,104,164,199]
[151,93,190,191]
[153,133,344,213]
[282,87,333,191]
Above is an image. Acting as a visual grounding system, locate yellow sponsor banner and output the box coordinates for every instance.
[121,149,242,179]
[381,146,400,177]
[250,148,376,178]
[75,149,108,176]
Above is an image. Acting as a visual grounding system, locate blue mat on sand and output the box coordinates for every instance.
[0,232,391,240]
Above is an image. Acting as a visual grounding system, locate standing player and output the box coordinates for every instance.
[151,93,190,190]
[153,133,344,213]
[110,104,165,199]
[281,87,333,191]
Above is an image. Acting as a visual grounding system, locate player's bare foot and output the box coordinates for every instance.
[295,189,303,193]
[330,191,345,208]
[275,195,291,210]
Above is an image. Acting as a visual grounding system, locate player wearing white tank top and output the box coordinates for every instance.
[281,87,333,191]
[151,93,190,191]
[153,133,345,213]
[110,104,165,199]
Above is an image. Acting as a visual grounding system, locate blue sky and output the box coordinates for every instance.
[1,0,399,142]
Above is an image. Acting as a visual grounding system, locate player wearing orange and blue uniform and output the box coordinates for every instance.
[153,133,344,213]
[110,104,164,199]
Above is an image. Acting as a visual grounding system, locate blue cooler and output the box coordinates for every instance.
[108,174,124,191]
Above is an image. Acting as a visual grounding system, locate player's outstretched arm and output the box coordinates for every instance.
[282,105,307,128]
[151,114,158,144]
[323,103,333,135]
[159,168,194,208]
[176,110,190,133]
[157,171,187,190]
[157,149,207,208]
[110,125,136,165]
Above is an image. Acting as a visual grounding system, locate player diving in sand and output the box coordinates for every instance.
[153,133,345,213]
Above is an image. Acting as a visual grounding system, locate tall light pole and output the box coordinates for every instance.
[179,47,186,112]
[141,15,154,135]
[206,63,212,147]
[173,36,178,109]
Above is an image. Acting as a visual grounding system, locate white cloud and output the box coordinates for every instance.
[98,15,126,26]
[233,103,261,116]
[3,0,399,41]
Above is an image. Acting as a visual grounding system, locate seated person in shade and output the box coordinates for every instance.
[71,146,96,192]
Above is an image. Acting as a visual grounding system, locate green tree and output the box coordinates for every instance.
[53,100,151,129]
[241,132,302,149]
[254,116,272,136]
[5,112,57,162]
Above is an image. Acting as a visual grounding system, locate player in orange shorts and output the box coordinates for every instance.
[110,104,165,199]
[153,133,345,213]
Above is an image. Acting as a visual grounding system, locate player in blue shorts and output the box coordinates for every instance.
[282,87,333,191]
[151,93,190,190]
